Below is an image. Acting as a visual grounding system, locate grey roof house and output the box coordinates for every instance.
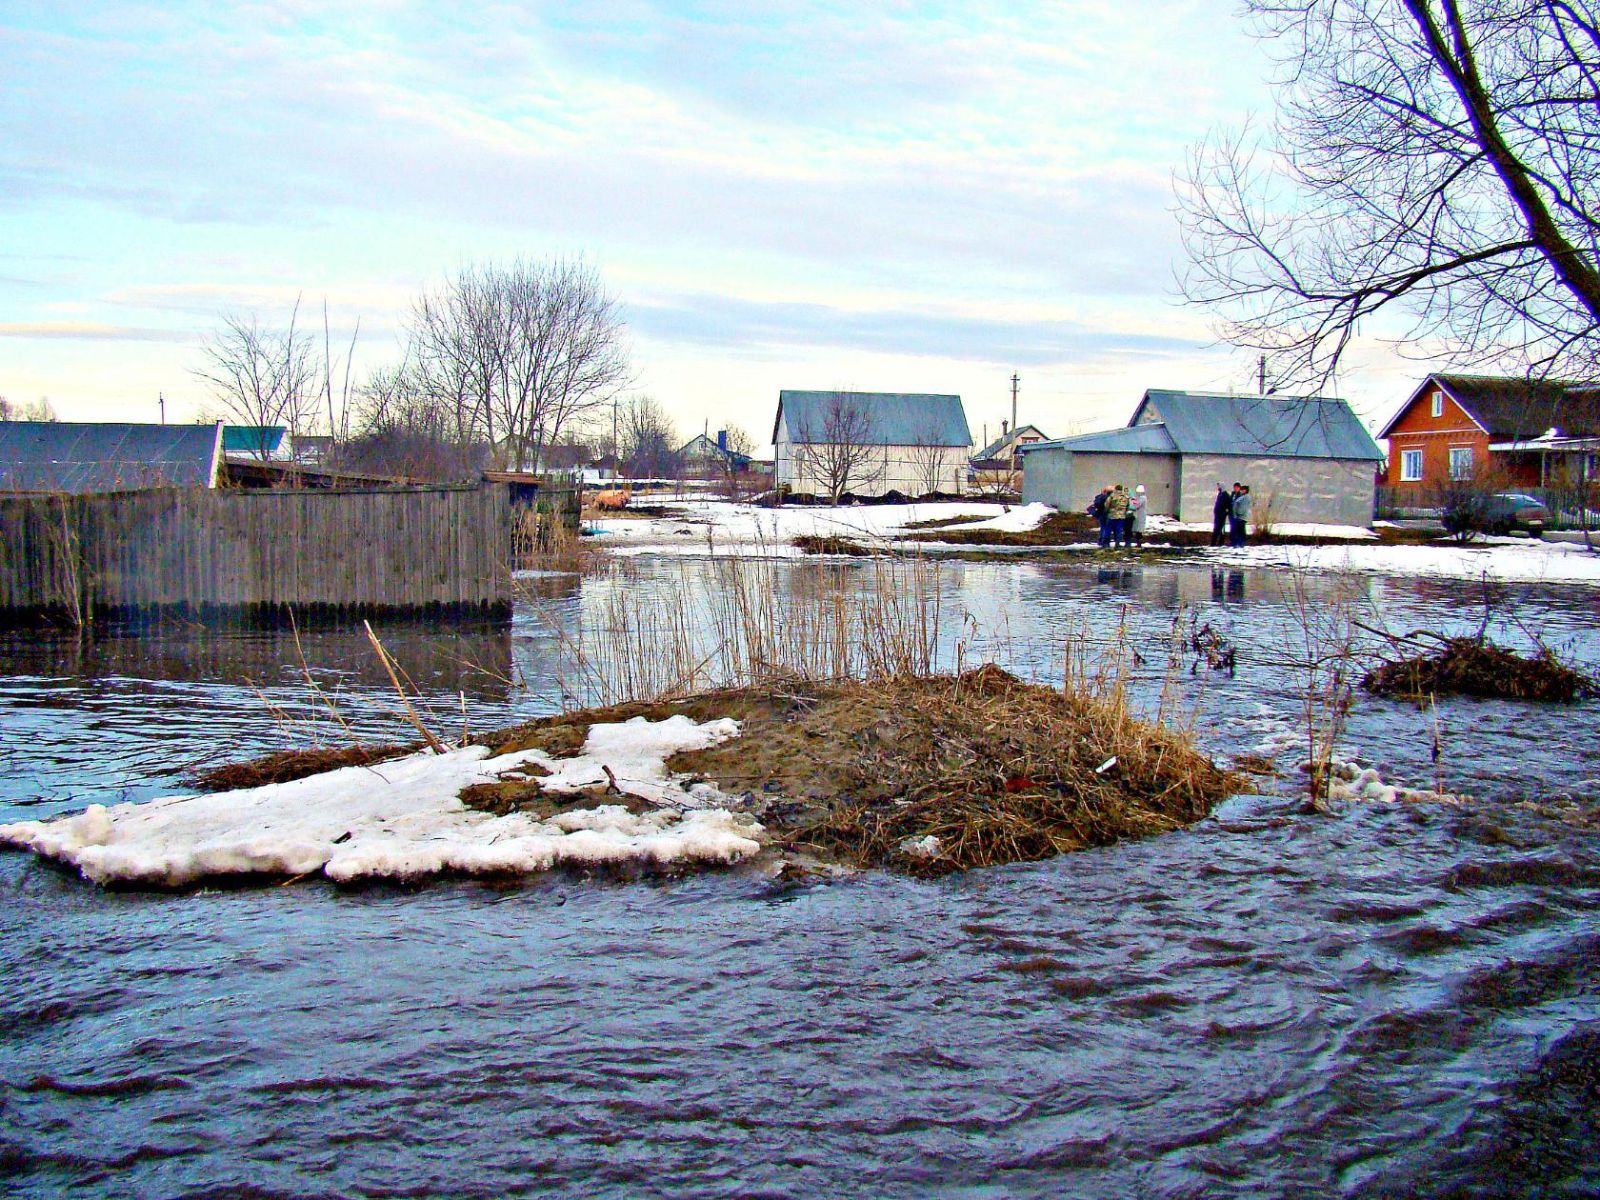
[0,421,224,494]
[774,390,972,497]
[1020,390,1383,526]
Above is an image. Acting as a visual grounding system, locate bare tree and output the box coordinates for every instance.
[617,395,680,479]
[192,303,319,458]
[791,392,885,502]
[1177,0,1600,389]
[906,419,957,496]
[405,258,630,469]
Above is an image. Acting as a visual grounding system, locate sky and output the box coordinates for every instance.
[0,1,1427,450]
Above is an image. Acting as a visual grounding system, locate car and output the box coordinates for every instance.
[1480,492,1551,534]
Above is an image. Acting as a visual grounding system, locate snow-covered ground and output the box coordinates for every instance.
[589,499,1027,556]
[585,499,1600,584]
[0,715,763,887]
[1206,537,1600,585]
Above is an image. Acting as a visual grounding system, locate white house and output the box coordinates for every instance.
[773,390,972,498]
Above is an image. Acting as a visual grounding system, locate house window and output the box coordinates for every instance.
[1448,446,1474,480]
[1431,392,1444,418]
[1400,448,1423,481]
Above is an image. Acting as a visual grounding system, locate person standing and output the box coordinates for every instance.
[1105,484,1131,548]
[1090,485,1112,547]
[1229,484,1253,547]
[1211,484,1232,546]
[1129,484,1148,546]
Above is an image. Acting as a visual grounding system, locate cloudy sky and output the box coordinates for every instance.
[1,1,1421,447]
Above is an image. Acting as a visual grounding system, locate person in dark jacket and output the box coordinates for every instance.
[1211,484,1232,546]
[1090,486,1112,547]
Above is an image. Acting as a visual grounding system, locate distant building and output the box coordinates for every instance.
[678,430,753,475]
[1020,390,1382,526]
[773,390,972,497]
[970,422,1050,489]
[0,421,224,495]
[1377,374,1600,492]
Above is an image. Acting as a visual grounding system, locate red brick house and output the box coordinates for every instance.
[1378,374,1600,493]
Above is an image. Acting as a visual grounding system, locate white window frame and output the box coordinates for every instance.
[1400,448,1424,481]
[1431,392,1444,418]
[1448,446,1474,481]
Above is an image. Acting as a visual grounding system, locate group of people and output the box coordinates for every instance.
[1088,483,1148,548]
[1211,482,1254,547]
[1089,480,1256,549]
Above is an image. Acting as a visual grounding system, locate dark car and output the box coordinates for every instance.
[1481,492,1551,534]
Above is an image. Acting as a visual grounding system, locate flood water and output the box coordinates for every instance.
[2,559,1598,1198]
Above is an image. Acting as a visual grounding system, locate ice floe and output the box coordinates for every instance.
[0,715,761,887]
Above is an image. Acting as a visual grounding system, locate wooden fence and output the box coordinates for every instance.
[0,483,513,627]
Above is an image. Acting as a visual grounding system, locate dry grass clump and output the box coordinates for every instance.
[899,511,1094,547]
[666,665,1237,877]
[792,534,876,556]
[192,743,414,791]
[1362,635,1595,702]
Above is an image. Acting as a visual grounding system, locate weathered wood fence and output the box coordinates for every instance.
[0,483,513,627]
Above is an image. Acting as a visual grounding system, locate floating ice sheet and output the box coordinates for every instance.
[0,715,761,887]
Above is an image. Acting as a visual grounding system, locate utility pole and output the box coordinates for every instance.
[1258,354,1268,395]
[1009,372,1019,435]
[159,392,165,425]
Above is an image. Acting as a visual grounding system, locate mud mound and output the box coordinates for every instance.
[1363,637,1595,702]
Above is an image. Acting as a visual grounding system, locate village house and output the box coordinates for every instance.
[1019,389,1383,526]
[969,422,1049,490]
[677,430,752,477]
[1377,373,1600,493]
[773,390,972,497]
[0,420,224,494]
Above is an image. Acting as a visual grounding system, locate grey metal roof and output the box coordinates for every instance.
[1133,390,1383,461]
[1019,424,1178,455]
[0,421,222,494]
[776,391,972,447]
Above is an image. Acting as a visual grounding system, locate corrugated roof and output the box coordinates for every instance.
[776,391,972,447]
[1020,424,1178,455]
[0,421,222,494]
[1135,390,1383,461]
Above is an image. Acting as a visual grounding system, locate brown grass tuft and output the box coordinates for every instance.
[192,744,414,791]
[1363,636,1596,702]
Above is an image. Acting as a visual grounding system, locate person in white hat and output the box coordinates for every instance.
[1129,484,1148,546]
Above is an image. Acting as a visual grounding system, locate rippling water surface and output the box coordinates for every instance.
[2,560,1598,1198]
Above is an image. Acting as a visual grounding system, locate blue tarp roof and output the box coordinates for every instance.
[222,425,286,454]
[776,391,972,447]
[0,421,222,494]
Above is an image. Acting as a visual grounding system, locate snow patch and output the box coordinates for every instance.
[0,716,760,888]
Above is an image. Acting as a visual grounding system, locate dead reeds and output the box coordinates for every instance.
[1362,634,1596,702]
[533,554,951,708]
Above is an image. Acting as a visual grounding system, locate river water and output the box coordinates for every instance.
[2,559,1598,1198]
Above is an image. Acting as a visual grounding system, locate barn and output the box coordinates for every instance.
[773,390,971,499]
[1020,390,1383,527]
